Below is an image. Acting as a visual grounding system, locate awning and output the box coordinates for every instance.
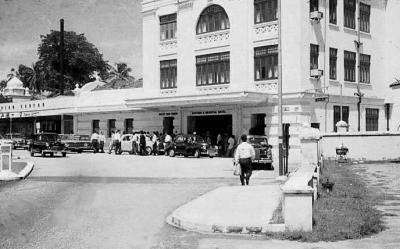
[124,91,269,109]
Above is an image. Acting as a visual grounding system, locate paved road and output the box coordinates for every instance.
[0,150,276,249]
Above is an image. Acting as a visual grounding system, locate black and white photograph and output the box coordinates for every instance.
[0,0,400,248]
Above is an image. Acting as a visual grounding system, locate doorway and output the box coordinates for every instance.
[187,115,232,144]
[163,117,174,135]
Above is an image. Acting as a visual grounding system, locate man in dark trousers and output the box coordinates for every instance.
[139,131,146,155]
[234,134,255,185]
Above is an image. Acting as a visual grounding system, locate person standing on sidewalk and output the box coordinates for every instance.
[91,130,99,153]
[99,131,105,153]
[108,131,115,154]
[114,130,121,154]
[234,134,255,186]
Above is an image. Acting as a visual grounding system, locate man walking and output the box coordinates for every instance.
[108,131,115,154]
[234,134,255,186]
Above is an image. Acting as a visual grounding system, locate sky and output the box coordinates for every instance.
[0,0,143,80]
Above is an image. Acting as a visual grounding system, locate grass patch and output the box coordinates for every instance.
[266,160,386,242]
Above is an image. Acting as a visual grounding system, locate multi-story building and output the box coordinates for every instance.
[0,0,400,165]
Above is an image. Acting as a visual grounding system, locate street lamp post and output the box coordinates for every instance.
[278,0,284,176]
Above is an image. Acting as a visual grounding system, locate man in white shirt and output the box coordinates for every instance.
[234,134,256,185]
[108,131,115,154]
[91,131,99,153]
[114,130,121,154]
[164,132,172,155]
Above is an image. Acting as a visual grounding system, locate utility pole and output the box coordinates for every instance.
[278,0,284,176]
[59,19,65,95]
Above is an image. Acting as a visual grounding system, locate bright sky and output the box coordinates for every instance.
[0,0,143,80]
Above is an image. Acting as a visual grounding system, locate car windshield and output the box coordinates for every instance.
[248,137,268,144]
[78,135,90,141]
[37,134,59,142]
[59,134,73,140]
[5,134,22,139]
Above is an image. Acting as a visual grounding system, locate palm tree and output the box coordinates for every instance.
[107,62,132,81]
[106,62,134,88]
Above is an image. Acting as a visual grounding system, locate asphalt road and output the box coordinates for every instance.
[0,150,276,249]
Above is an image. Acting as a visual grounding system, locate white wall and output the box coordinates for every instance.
[321,132,400,161]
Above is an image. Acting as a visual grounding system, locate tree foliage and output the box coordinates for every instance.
[36,30,109,92]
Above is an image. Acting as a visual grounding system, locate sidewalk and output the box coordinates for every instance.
[166,183,285,234]
[0,161,34,181]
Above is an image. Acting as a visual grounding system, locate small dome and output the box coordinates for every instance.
[6,77,24,89]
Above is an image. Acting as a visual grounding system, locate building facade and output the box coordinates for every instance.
[0,0,400,165]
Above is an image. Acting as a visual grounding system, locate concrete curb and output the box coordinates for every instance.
[166,214,285,236]
[0,162,34,181]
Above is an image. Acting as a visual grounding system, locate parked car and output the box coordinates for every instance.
[29,133,66,157]
[247,135,273,169]
[167,134,216,158]
[119,134,154,155]
[5,133,28,150]
[58,134,94,153]
[0,134,15,147]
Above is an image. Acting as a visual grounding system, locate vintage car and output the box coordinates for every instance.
[167,134,216,158]
[119,134,154,155]
[247,135,273,169]
[29,133,66,157]
[59,134,94,153]
[0,134,15,147]
[5,133,28,149]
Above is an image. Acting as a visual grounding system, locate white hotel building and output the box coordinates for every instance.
[1,0,400,163]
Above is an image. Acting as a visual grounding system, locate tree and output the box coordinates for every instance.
[18,64,43,93]
[106,62,134,88]
[36,30,109,92]
[107,62,133,81]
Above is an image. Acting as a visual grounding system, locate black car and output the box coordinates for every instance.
[29,133,67,157]
[247,135,273,169]
[59,134,94,153]
[167,134,216,158]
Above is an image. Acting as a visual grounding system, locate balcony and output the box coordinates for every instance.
[254,21,278,42]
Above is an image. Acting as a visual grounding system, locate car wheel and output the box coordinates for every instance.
[168,149,175,157]
[30,148,34,157]
[209,155,214,158]
[41,152,45,157]
[145,147,152,155]
[194,150,200,158]
[50,153,54,157]
[78,150,83,154]
[62,152,66,157]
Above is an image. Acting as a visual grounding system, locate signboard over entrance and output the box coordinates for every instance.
[191,110,226,115]
[159,112,178,116]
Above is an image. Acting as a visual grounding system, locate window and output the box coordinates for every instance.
[344,0,356,29]
[359,54,370,83]
[196,5,230,34]
[92,120,99,134]
[329,0,337,24]
[333,106,349,132]
[125,118,133,134]
[108,119,116,137]
[344,51,356,82]
[160,59,177,89]
[160,14,177,41]
[254,0,277,24]
[254,45,278,81]
[310,44,319,70]
[310,0,319,12]
[366,108,379,131]
[359,3,370,33]
[196,52,230,86]
[329,48,337,80]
